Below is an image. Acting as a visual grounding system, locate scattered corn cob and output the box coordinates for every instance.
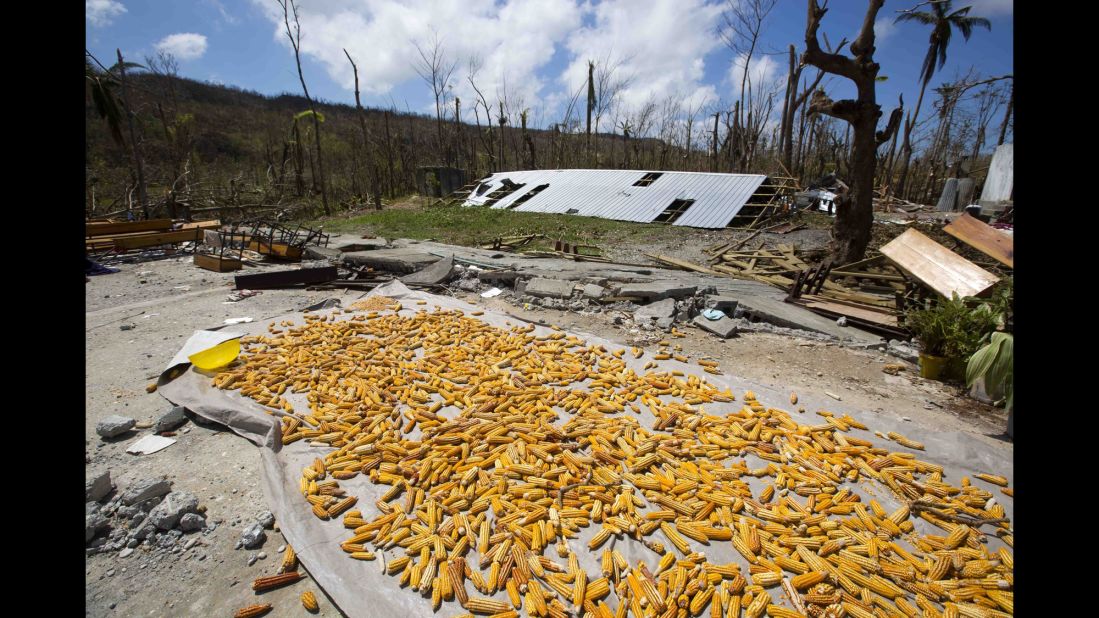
[251,572,304,592]
[301,591,319,612]
[233,604,272,618]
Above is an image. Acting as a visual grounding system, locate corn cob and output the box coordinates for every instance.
[464,597,513,615]
[252,572,305,592]
[233,604,272,618]
[301,591,319,612]
[278,545,298,573]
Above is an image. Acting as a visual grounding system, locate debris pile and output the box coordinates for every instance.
[85,474,210,559]
[205,303,1013,617]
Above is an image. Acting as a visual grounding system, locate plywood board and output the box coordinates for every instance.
[943,213,1014,268]
[879,228,999,298]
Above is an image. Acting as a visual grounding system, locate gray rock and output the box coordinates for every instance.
[255,511,276,529]
[121,478,171,506]
[247,553,259,566]
[693,314,739,339]
[86,513,109,543]
[617,281,697,300]
[513,280,528,295]
[836,316,848,327]
[119,547,134,559]
[133,523,157,540]
[96,415,136,438]
[86,502,101,517]
[126,538,140,548]
[179,513,206,532]
[457,277,481,292]
[525,278,575,299]
[154,406,188,433]
[86,470,114,503]
[635,298,676,322]
[236,523,266,550]
[582,283,606,299]
[886,340,920,363]
[257,552,267,560]
[147,491,200,530]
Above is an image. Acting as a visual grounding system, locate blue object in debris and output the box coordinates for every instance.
[702,309,725,321]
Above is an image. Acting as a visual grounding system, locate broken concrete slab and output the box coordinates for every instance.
[342,248,440,273]
[736,296,883,343]
[477,269,522,283]
[154,406,188,433]
[332,237,389,252]
[582,284,607,299]
[635,298,676,322]
[148,490,200,530]
[401,254,455,285]
[302,245,343,261]
[707,295,740,312]
[525,278,576,299]
[121,478,172,506]
[86,471,114,503]
[693,314,739,338]
[617,281,697,300]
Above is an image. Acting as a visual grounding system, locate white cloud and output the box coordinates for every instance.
[964,0,1013,17]
[154,33,209,61]
[874,16,897,42]
[559,0,725,115]
[252,0,582,115]
[727,52,783,101]
[206,0,239,25]
[86,0,126,27]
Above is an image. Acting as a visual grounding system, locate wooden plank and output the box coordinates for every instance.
[829,270,907,282]
[794,298,899,327]
[86,219,173,237]
[235,266,338,290]
[942,213,1014,268]
[111,229,203,250]
[179,219,222,231]
[644,254,723,275]
[879,228,999,298]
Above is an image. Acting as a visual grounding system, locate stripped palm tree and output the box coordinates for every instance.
[892,1,990,198]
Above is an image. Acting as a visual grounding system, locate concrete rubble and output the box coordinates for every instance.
[97,415,136,438]
[86,473,213,559]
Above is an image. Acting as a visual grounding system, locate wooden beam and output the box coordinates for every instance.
[644,254,723,275]
[86,219,173,237]
[234,266,338,290]
[109,229,203,250]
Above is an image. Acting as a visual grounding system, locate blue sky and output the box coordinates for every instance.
[87,0,1012,142]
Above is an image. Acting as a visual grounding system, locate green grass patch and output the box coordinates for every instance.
[311,204,700,252]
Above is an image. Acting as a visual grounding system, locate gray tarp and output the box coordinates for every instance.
[157,281,1013,617]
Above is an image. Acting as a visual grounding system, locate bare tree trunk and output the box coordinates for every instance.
[383,109,395,197]
[586,60,594,165]
[997,82,1013,146]
[711,112,720,171]
[344,50,383,210]
[894,77,928,201]
[116,49,149,219]
[803,0,897,264]
[280,0,329,214]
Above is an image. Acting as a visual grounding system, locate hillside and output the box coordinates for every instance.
[85,71,699,219]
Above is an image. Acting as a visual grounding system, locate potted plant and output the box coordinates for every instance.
[903,302,951,379]
[904,294,1000,381]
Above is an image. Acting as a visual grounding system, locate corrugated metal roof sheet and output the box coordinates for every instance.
[462,169,768,228]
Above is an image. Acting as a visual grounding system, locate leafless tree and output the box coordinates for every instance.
[278,0,329,214]
[802,0,901,264]
[719,0,777,166]
[344,49,383,209]
[413,30,459,165]
[114,49,150,219]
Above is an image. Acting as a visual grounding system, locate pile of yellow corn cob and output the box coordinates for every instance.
[213,305,1013,618]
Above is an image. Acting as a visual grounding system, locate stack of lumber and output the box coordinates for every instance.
[86,219,220,252]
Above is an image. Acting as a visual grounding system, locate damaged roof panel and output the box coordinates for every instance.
[463,169,769,228]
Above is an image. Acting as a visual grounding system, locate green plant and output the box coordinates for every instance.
[966,332,1013,410]
[903,293,1000,358]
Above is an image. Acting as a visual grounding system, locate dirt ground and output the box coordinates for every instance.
[85,246,1009,617]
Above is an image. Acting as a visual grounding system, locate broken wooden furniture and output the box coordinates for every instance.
[194,229,247,272]
[244,221,329,261]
